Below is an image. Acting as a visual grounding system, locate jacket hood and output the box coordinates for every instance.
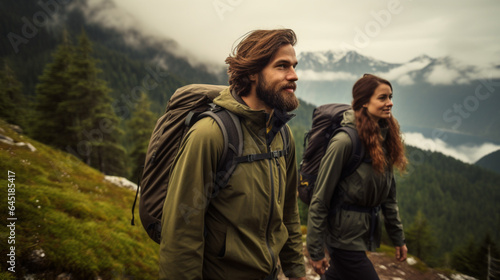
[341,109,356,129]
[214,87,295,144]
[213,88,267,123]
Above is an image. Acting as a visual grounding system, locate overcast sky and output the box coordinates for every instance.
[90,0,500,68]
[83,0,500,162]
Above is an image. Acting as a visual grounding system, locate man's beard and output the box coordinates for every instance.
[256,73,299,112]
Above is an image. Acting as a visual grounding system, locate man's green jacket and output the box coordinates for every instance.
[159,88,306,279]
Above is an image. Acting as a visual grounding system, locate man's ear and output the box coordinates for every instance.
[249,73,257,82]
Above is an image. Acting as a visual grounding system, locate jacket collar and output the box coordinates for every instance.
[267,108,294,146]
[215,87,295,144]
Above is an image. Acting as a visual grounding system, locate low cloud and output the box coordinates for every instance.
[376,59,432,85]
[403,132,500,164]
[423,60,500,85]
[76,0,212,68]
[466,67,500,81]
[424,65,467,85]
[296,70,357,81]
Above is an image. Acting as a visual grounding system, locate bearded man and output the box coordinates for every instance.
[159,29,306,280]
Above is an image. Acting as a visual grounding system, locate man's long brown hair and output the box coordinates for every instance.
[352,74,407,173]
[225,29,297,96]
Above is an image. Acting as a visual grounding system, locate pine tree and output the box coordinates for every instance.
[405,210,437,264]
[33,30,75,148]
[86,104,127,177]
[478,234,500,280]
[452,237,480,277]
[0,61,26,126]
[34,29,126,176]
[451,234,500,280]
[63,30,126,176]
[126,92,156,182]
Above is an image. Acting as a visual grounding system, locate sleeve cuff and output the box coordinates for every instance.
[282,264,306,278]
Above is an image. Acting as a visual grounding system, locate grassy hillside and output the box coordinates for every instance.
[0,119,159,279]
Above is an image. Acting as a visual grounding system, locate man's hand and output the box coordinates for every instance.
[310,257,329,275]
[395,244,408,262]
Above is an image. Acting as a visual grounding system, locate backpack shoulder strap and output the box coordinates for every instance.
[280,125,291,157]
[335,126,365,180]
[327,126,366,215]
[199,107,243,192]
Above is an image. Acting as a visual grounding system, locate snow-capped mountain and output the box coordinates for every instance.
[298,50,399,73]
[296,50,487,87]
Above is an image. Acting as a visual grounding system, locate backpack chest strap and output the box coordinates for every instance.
[234,149,287,163]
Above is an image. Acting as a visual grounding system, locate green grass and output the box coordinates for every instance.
[0,119,159,279]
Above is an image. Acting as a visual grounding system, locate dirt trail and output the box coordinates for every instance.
[278,244,446,280]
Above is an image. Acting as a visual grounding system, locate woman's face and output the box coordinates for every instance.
[364,83,393,121]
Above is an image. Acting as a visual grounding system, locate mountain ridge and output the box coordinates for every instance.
[296,49,496,84]
[475,149,500,175]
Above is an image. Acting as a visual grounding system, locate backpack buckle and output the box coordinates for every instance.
[272,150,285,158]
[246,154,255,162]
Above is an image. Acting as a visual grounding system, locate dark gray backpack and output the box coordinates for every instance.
[131,84,290,244]
[298,103,366,205]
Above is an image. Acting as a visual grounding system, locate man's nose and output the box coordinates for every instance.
[287,68,298,81]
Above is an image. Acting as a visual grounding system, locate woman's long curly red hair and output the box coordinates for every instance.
[352,74,407,174]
